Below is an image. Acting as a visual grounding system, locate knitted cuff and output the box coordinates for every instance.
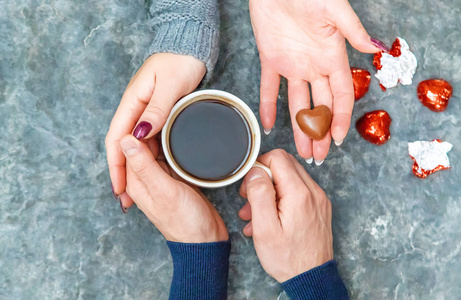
[147,19,219,81]
[281,260,349,300]
[167,240,231,300]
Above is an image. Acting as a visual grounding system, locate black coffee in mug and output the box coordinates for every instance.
[169,100,251,181]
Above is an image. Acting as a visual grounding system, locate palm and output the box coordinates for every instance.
[251,1,346,81]
[250,0,378,163]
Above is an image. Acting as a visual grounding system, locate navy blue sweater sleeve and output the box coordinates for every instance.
[166,240,231,300]
[281,260,349,300]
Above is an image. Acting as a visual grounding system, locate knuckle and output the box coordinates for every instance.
[144,104,166,121]
[334,90,354,99]
[104,132,114,148]
[314,189,331,208]
[287,153,296,162]
[249,184,274,200]
[313,185,327,199]
[296,186,312,201]
[270,149,289,161]
[252,229,266,240]
[104,136,110,149]
[322,193,332,205]
[252,226,270,240]
[131,161,150,179]
[165,185,181,201]
[355,20,366,32]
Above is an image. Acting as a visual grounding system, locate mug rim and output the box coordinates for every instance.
[161,89,261,188]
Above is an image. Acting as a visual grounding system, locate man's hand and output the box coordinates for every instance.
[239,149,333,282]
[106,53,206,209]
[250,0,387,164]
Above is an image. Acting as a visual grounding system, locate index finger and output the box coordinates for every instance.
[106,86,152,195]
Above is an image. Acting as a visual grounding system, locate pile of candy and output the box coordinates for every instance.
[352,37,454,178]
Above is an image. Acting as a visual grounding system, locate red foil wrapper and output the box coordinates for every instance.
[351,67,371,101]
[373,38,403,92]
[373,38,402,70]
[389,38,402,57]
[409,140,450,178]
[411,162,449,178]
[417,79,453,112]
[356,110,392,145]
[373,52,383,70]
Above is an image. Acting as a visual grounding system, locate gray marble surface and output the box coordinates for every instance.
[1,0,460,299]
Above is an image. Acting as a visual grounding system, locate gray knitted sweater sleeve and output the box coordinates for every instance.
[148,0,220,78]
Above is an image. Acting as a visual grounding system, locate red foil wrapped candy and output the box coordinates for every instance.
[417,79,453,112]
[351,67,371,101]
[356,110,392,145]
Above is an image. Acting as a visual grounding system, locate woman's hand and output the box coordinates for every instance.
[119,134,228,243]
[250,0,387,164]
[106,53,206,209]
[238,149,333,282]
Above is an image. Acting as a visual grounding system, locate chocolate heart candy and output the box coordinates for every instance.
[296,105,332,140]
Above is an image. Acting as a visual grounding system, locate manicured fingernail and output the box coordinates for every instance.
[133,121,152,140]
[247,168,263,183]
[263,128,272,135]
[370,38,389,52]
[111,183,118,200]
[120,136,139,156]
[335,139,344,146]
[119,198,128,214]
[315,159,324,166]
[305,157,313,164]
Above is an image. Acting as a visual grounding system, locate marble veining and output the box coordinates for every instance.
[1,0,460,299]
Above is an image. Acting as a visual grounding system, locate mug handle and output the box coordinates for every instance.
[253,161,273,181]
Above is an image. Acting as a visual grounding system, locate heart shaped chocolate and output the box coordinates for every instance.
[417,79,453,112]
[356,110,392,145]
[351,67,371,101]
[296,105,332,140]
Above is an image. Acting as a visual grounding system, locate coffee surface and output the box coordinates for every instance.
[169,100,251,181]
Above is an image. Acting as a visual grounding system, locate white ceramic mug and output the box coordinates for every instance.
[161,89,271,188]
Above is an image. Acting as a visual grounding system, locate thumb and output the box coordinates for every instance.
[132,83,182,141]
[120,135,175,193]
[244,168,279,234]
[332,3,389,53]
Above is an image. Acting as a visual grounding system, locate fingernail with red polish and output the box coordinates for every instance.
[133,121,152,140]
[371,38,389,52]
[119,198,128,214]
[111,183,118,200]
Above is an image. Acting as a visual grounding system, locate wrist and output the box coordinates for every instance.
[271,256,333,283]
[148,19,219,80]
[167,240,231,300]
[281,260,349,300]
[163,229,229,244]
